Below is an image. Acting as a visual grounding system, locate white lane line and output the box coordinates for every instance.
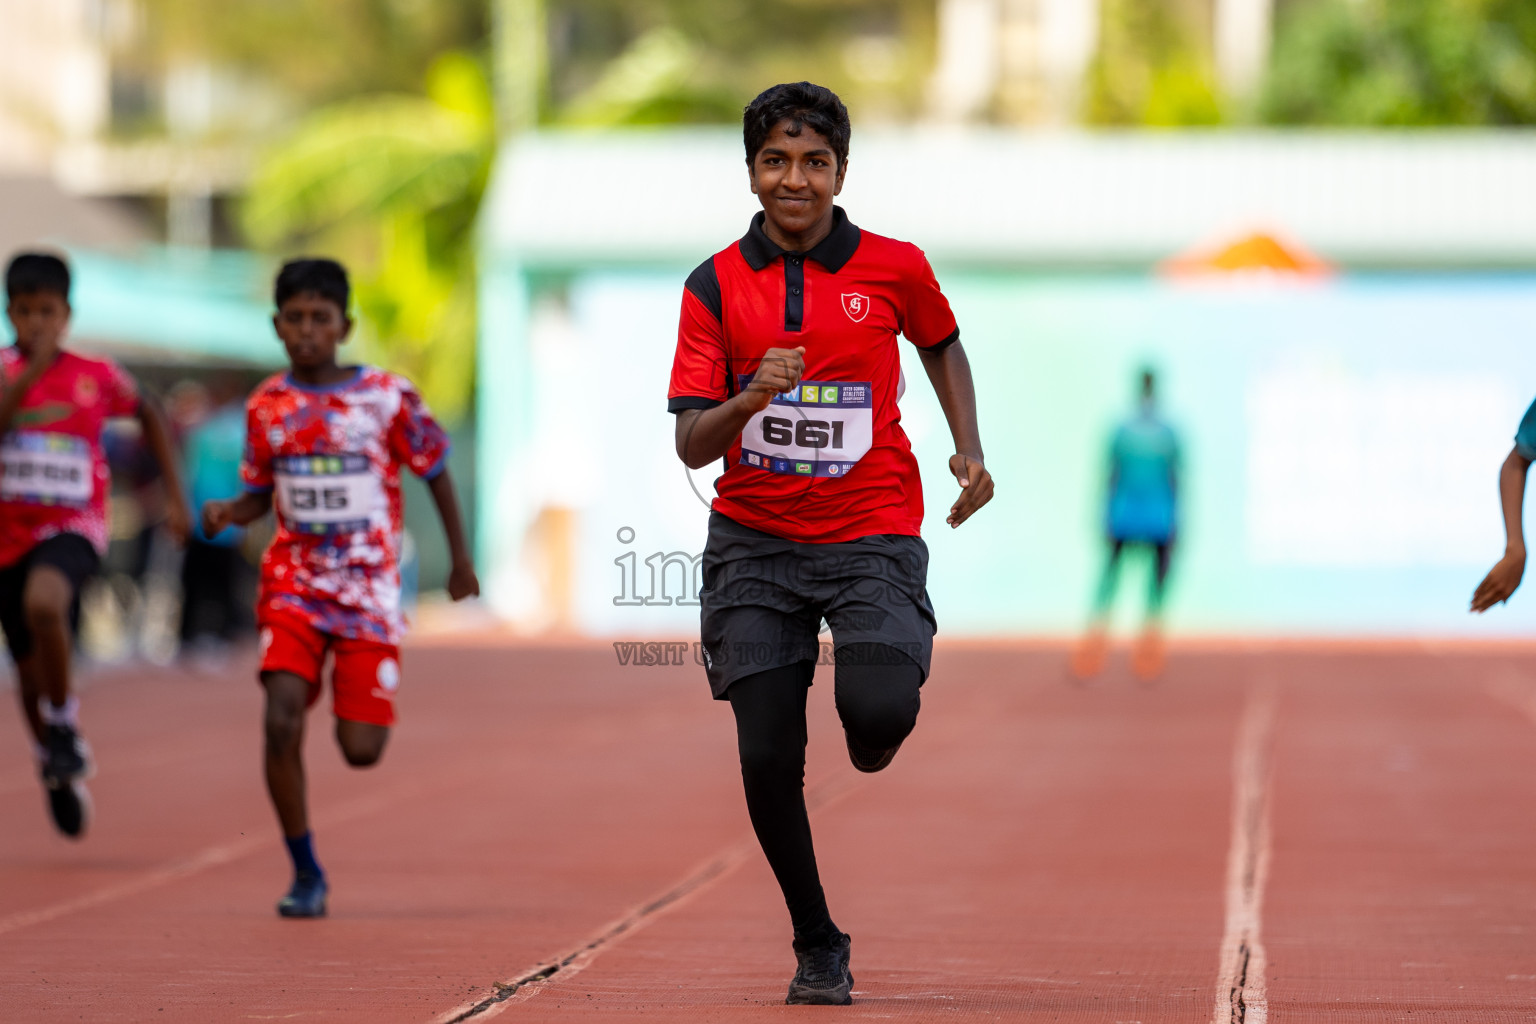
[0,782,426,938]
[430,770,869,1023]
[0,834,267,938]
[1212,683,1277,1024]
[443,840,762,1023]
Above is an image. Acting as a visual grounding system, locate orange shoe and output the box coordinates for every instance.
[1070,629,1109,680]
[1132,627,1165,681]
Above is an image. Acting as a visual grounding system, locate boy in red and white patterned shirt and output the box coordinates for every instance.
[202,258,478,918]
[1,252,191,839]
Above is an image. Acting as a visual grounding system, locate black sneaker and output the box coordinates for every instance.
[42,777,92,838]
[845,731,902,774]
[43,723,92,782]
[41,725,94,839]
[787,931,853,1005]
[277,872,328,918]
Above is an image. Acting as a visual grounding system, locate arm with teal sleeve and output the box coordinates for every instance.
[1471,397,1536,612]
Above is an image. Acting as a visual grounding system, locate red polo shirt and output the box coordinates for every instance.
[668,206,959,543]
[0,348,141,567]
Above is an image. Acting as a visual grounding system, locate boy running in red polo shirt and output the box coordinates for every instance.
[202,259,478,918]
[1,252,191,838]
[668,83,994,1004]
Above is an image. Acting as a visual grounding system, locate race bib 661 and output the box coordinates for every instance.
[737,377,873,478]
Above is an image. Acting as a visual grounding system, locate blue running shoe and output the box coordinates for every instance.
[277,872,328,918]
[787,931,853,1005]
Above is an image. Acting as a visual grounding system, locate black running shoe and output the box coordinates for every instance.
[43,777,92,838]
[43,723,92,782]
[40,724,94,839]
[845,731,902,774]
[277,872,328,918]
[787,931,853,1005]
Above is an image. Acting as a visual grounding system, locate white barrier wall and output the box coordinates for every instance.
[478,267,1536,638]
[478,130,1536,638]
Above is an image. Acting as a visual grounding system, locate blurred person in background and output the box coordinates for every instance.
[98,409,182,664]
[102,417,166,583]
[1072,367,1181,682]
[201,258,478,919]
[178,373,256,660]
[164,378,211,448]
[1,252,190,839]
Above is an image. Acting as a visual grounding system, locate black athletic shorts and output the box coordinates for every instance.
[0,533,100,662]
[698,511,937,699]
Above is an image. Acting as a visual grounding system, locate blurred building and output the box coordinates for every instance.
[0,0,256,248]
[0,0,114,171]
[927,0,1273,124]
[930,0,1101,123]
[0,0,280,361]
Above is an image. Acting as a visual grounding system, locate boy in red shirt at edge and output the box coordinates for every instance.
[1,252,191,838]
[202,259,478,918]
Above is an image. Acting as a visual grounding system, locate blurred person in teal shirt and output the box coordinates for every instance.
[179,375,255,654]
[1073,368,1181,681]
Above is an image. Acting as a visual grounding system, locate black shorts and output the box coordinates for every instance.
[698,511,937,699]
[0,533,100,662]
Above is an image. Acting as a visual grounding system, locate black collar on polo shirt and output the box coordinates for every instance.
[738,205,861,273]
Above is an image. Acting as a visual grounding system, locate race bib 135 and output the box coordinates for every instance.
[273,454,385,535]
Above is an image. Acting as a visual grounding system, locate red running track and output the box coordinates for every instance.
[3,641,1536,1022]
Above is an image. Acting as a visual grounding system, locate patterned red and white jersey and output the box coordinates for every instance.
[241,367,450,644]
[0,347,141,567]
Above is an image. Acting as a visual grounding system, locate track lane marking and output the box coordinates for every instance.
[0,834,267,938]
[1212,683,1277,1024]
[0,781,428,938]
[430,770,868,1023]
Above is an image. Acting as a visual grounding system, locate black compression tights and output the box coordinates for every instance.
[727,643,924,948]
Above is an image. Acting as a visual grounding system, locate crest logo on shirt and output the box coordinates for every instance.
[73,376,98,407]
[841,293,870,322]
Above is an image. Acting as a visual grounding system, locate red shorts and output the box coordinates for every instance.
[257,607,401,727]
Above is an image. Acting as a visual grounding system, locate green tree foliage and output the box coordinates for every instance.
[133,3,490,421]
[142,1,936,424]
[1084,0,1224,126]
[242,55,493,423]
[1262,0,1536,125]
[139,0,933,127]
[543,0,936,126]
[136,0,488,107]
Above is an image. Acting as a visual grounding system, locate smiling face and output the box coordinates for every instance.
[748,120,847,249]
[6,289,70,359]
[273,291,351,373]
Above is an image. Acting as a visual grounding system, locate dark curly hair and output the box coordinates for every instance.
[6,252,70,301]
[274,257,350,313]
[743,82,851,169]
